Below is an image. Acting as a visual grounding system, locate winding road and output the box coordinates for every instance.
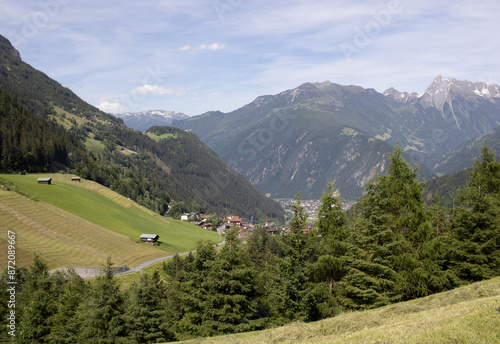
[53,241,226,279]
[112,250,194,277]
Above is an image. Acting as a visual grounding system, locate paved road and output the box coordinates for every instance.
[73,240,225,279]
[112,250,194,277]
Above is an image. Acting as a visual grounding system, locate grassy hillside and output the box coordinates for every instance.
[168,277,500,344]
[0,173,221,270]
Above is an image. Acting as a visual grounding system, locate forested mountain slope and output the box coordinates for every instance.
[0,34,283,221]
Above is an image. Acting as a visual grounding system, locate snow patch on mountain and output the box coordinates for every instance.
[117,110,188,120]
[420,75,500,108]
[113,110,189,131]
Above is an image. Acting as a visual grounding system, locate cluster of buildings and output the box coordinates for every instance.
[277,199,322,220]
[278,198,354,220]
[180,213,281,236]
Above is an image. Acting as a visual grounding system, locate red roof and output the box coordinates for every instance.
[227,216,243,223]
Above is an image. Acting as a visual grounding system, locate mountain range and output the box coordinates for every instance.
[171,77,500,200]
[114,110,189,131]
[3,31,499,205]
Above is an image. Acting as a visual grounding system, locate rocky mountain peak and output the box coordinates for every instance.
[419,75,500,109]
[383,87,419,103]
[312,80,332,88]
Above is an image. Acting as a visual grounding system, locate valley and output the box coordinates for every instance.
[1,30,500,344]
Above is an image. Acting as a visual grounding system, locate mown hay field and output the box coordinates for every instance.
[0,174,221,270]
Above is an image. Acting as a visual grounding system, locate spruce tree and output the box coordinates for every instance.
[338,175,399,309]
[76,257,127,343]
[47,269,87,344]
[177,236,260,338]
[316,181,346,238]
[448,144,500,282]
[268,194,320,322]
[314,181,351,317]
[339,145,450,307]
[202,228,260,334]
[16,254,57,343]
[124,272,176,343]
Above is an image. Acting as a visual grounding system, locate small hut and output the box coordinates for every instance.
[71,177,81,182]
[37,178,52,185]
[140,234,159,244]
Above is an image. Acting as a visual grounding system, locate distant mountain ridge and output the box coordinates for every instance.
[384,75,500,107]
[172,76,500,200]
[114,110,189,131]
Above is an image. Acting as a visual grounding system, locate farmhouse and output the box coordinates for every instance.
[226,215,243,227]
[200,215,211,222]
[199,222,213,230]
[37,177,52,185]
[140,234,159,244]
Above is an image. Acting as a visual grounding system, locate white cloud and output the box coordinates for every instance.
[179,42,225,52]
[198,42,225,50]
[131,84,175,95]
[130,84,190,96]
[97,101,125,114]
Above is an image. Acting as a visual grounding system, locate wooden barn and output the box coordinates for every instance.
[140,234,159,244]
[37,177,52,185]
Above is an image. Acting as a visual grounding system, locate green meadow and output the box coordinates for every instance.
[0,174,221,270]
[147,132,178,142]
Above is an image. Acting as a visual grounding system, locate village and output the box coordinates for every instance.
[178,213,286,237]
[173,197,355,241]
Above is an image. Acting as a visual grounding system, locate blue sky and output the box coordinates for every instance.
[1,0,499,116]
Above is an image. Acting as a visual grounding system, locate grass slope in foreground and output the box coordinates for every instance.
[169,277,500,344]
[0,174,221,270]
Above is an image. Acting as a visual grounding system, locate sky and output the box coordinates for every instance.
[1,0,499,116]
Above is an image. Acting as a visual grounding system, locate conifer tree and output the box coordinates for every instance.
[177,236,260,338]
[125,272,176,343]
[16,254,57,343]
[316,181,346,238]
[76,257,127,343]
[269,194,320,322]
[338,175,399,309]
[380,145,427,240]
[314,181,351,316]
[203,229,260,333]
[448,144,500,282]
[47,269,87,344]
[339,145,451,306]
